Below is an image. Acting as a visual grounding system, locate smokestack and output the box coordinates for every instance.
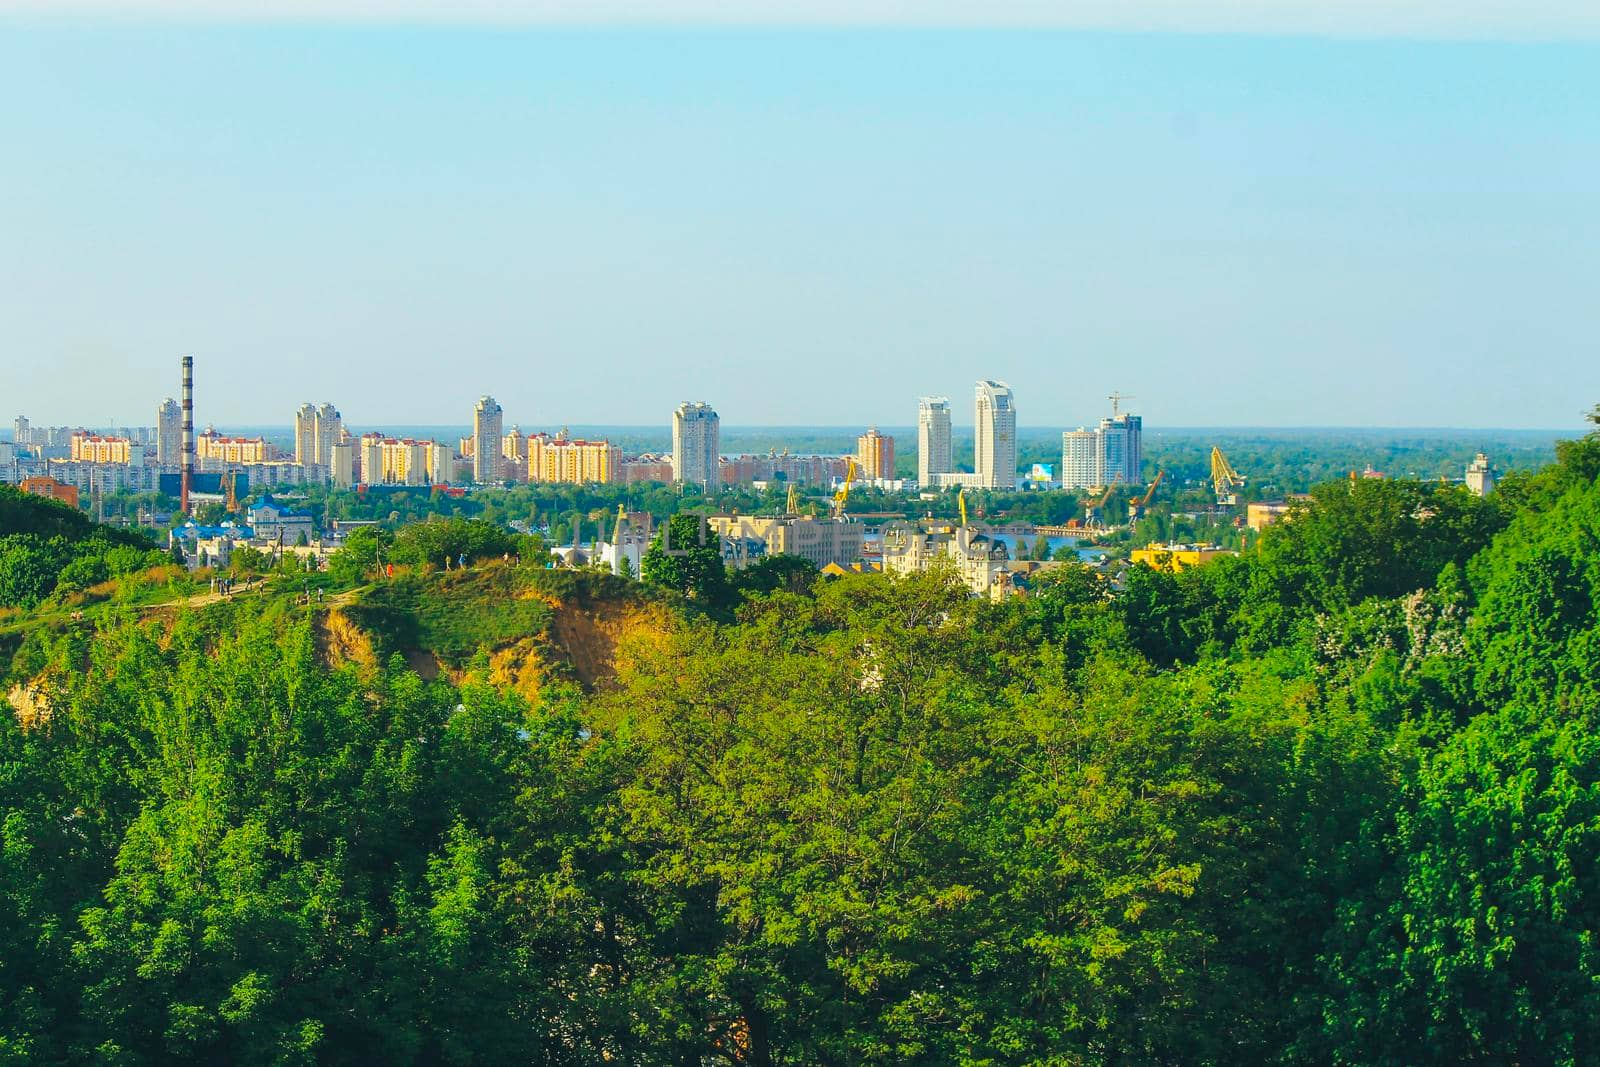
[181,355,194,515]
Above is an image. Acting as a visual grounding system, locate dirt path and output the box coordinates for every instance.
[145,582,361,612]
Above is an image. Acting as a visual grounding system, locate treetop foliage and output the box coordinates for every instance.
[2,414,1599,1063]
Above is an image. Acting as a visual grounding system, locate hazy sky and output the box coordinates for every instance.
[2,7,1598,430]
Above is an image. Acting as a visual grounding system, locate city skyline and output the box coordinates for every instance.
[3,23,1598,430]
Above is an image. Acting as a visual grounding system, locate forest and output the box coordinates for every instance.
[1,411,1598,1065]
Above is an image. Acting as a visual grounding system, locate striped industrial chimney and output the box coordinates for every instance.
[180,355,194,515]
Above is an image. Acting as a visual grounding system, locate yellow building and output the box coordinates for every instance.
[195,429,273,464]
[527,431,621,485]
[1247,501,1290,531]
[1131,543,1235,572]
[856,427,895,481]
[69,433,134,464]
[358,433,450,486]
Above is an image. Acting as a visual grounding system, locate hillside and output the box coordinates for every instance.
[3,418,1600,1065]
[330,563,668,698]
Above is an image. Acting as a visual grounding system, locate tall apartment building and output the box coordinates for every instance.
[1060,409,1143,490]
[329,439,355,488]
[12,416,30,449]
[294,404,316,464]
[1099,413,1142,486]
[294,402,343,468]
[472,396,503,484]
[1061,429,1101,490]
[917,397,952,488]
[314,404,342,466]
[973,380,1017,490]
[156,399,182,467]
[672,402,720,489]
[857,427,895,481]
[500,428,528,481]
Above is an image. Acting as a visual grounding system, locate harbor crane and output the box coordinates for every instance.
[1127,469,1165,520]
[831,458,858,519]
[1084,482,1116,528]
[1210,447,1245,506]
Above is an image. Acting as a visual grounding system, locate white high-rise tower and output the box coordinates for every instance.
[973,380,1016,490]
[314,403,342,466]
[917,397,952,488]
[294,404,317,465]
[156,398,182,468]
[672,402,720,489]
[473,396,504,484]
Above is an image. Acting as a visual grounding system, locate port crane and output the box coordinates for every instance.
[1083,482,1116,528]
[1127,469,1165,520]
[1210,447,1245,506]
[831,458,858,519]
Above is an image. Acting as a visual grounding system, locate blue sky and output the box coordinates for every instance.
[2,12,1597,430]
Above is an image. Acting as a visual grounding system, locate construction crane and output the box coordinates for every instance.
[831,458,858,519]
[1108,392,1137,417]
[1210,446,1245,506]
[1127,469,1165,520]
